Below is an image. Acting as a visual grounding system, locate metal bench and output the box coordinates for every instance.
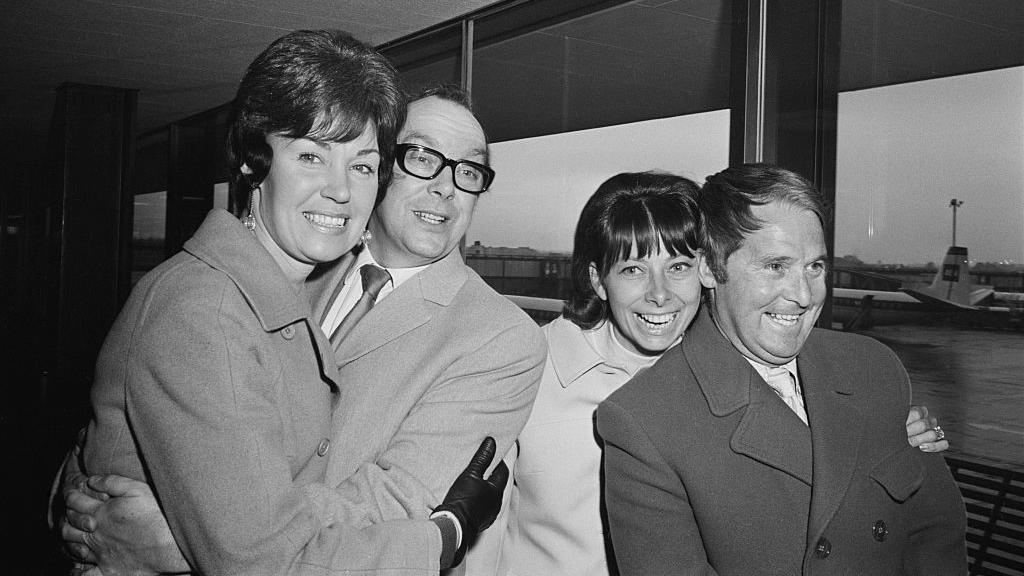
[946,457,1024,575]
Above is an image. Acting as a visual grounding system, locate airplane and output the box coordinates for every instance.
[832,246,1023,330]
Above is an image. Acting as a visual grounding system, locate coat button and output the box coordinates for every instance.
[872,520,888,542]
[281,325,295,340]
[814,537,832,559]
[316,438,331,457]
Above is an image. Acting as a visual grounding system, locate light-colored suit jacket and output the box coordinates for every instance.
[305,247,546,536]
[597,308,967,575]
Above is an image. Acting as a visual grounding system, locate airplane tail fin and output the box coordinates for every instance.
[915,246,990,306]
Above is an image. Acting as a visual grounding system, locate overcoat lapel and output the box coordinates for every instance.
[333,248,469,365]
[798,339,865,549]
[684,310,813,485]
[307,252,357,323]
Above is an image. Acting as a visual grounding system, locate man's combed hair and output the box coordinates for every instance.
[413,83,474,111]
[698,163,831,283]
[226,29,405,214]
[406,83,489,160]
[564,171,702,330]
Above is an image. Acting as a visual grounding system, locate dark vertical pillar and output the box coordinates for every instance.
[6,83,138,573]
[32,85,137,574]
[43,84,137,439]
[732,0,841,327]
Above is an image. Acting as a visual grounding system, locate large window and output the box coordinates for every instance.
[462,0,734,302]
[834,0,1024,473]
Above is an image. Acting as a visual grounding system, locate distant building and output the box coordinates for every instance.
[465,241,573,302]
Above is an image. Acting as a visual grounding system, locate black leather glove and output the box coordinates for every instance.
[434,436,509,567]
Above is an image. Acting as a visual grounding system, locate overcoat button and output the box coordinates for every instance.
[814,537,832,559]
[316,438,331,456]
[282,325,295,340]
[872,520,888,542]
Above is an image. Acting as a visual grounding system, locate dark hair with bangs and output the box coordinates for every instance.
[699,163,831,283]
[564,171,702,330]
[226,29,405,215]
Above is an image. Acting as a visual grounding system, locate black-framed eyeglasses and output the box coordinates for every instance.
[395,143,495,194]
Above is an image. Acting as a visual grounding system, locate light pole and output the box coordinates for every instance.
[949,199,964,246]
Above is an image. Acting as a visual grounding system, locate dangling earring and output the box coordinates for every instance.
[242,187,257,232]
[360,229,372,244]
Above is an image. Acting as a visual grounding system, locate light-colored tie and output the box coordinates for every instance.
[765,366,808,425]
[329,264,391,346]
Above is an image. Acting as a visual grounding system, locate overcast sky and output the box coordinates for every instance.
[469,66,1024,266]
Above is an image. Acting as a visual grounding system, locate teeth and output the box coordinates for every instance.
[414,211,446,224]
[635,312,677,335]
[305,213,347,228]
[638,313,676,325]
[767,313,799,325]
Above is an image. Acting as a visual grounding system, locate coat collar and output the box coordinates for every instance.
[328,247,470,365]
[682,308,814,485]
[184,209,312,332]
[183,209,339,389]
[307,251,356,321]
[683,308,867,545]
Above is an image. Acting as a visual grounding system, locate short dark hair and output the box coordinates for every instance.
[564,171,702,330]
[413,83,474,111]
[699,163,830,283]
[226,29,405,214]
[405,84,489,158]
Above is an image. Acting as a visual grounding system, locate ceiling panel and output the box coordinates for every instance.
[0,0,1020,169]
[0,0,497,165]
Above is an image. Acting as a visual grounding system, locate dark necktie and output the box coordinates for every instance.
[329,264,391,346]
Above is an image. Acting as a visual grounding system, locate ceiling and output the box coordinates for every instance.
[0,0,497,166]
[0,0,1020,170]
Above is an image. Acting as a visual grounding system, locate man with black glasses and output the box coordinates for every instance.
[58,85,546,575]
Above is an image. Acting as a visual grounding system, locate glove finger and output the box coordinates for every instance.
[465,436,497,477]
[486,459,509,492]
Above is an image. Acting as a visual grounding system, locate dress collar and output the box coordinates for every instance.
[548,317,660,388]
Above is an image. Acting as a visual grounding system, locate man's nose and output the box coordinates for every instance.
[786,270,813,307]
[428,164,456,199]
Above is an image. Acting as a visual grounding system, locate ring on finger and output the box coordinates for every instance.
[932,425,945,442]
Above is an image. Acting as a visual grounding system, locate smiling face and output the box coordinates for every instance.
[699,201,827,366]
[368,96,487,268]
[591,240,703,356]
[251,123,379,279]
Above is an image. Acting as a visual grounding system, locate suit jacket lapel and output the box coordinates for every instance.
[333,248,469,365]
[307,252,356,324]
[799,337,864,547]
[684,310,813,485]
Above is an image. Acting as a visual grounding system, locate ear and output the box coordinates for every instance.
[589,262,608,301]
[240,163,254,175]
[698,252,718,289]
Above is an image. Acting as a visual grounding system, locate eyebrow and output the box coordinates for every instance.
[305,139,379,157]
[402,130,489,164]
